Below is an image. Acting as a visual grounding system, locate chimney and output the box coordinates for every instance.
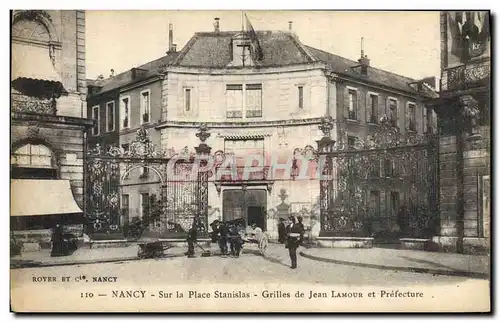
[214,18,220,32]
[288,21,293,31]
[214,17,220,32]
[168,23,173,52]
[358,37,370,76]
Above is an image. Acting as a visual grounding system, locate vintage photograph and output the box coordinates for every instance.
[9,10,491,312]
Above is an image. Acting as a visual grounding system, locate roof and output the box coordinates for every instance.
[304,45,423,95]
[88,52,179,95]
[88,30,436,98]
[172,31,315,68]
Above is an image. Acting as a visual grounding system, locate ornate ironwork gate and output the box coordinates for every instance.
[85,127,208,238]
[318,118,439,240]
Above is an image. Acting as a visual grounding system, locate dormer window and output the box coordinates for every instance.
[227,34,254,67]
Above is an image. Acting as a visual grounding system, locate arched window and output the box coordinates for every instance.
[11,143,58,179]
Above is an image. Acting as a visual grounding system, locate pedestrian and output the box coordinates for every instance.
[278,218,286,244]
[285,216,303,269]
[228,223,243,257]
[50,223,64,257]
[185,222,198,258]
[209,219,220,243]
[218,221,229,256]
[297,216,305,246]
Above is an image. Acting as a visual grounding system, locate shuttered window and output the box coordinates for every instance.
[226,84,243,118]
[245,84,262,118]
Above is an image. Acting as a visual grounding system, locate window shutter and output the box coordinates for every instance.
[378,95,385,121]
[423,107,428,133]
[395,100,400,128]
[405,103,410,131]
[356,91,361,121]
[343,87,349,120]
[366,93,372,124]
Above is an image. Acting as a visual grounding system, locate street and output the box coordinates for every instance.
[11,246,489,312]
[11,247,473,286]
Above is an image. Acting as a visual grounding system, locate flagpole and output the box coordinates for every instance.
[242,11,245,67]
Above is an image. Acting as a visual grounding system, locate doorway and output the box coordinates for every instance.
[222,188,267,230]
[247,206,266,231]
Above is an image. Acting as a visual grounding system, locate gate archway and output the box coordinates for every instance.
[84,126,209,239]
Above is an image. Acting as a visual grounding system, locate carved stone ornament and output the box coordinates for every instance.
[459,94,481,139]
[27,124,40,138]
[196,123,211,143]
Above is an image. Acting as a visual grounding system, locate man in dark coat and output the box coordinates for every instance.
[51,223,64,257]
[218,221,229,256]
[277,218,286,244]
[185,225,197,257]
[285,216,304,269]
[297,216,305,246]
[228,223,244,257]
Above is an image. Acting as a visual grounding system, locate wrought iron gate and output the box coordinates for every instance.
[318,119,439,239]
[85,127,208,238]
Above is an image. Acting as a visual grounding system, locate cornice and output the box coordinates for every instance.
[155,117,326,130]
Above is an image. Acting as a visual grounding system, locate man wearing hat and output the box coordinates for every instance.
[297,216,305,246]
[285,215,304,269]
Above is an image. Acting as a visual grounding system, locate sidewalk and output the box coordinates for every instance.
[299,247,490,279]
[10,244,187,269]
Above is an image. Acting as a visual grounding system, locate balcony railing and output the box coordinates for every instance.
[11,93,56,115]
[444,62,490,92]
[215,166,271,182]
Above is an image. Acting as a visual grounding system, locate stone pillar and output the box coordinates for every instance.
[195,124,211,235]
[432,94,490,253]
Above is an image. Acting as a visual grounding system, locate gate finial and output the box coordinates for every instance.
[196,123,211,143]
[318,116,334,137]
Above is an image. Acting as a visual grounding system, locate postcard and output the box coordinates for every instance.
[10,9,491,313]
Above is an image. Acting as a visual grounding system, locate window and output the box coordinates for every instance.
[370,159,380,177]
[384,159,394,177]
[140,90,150,124]
[245,84,262,118]
[121,194,130,217]
[11,143,57,179]
[12,144,53,168]
[120,97,130,129]
[347,136,356,149]
[424,107,432,133]
[390,192,400,216]
[121,143,130,152]
[369,191,380,216]
[298,86,304,109]
[348,89,357,120]
[140,193,150,219]
[369,94,378,123]
[140,166,149,179]
[408,103,416,131]
[388,99,397,126]
[226,84,243,118]
[185,88,191,112]
[106,101,115,132]
[226,84,263,119]
[92,106,99,136]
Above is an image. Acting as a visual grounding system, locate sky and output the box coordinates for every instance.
[85,10,441,81]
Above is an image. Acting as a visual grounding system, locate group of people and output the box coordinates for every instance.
[186,214,306,270]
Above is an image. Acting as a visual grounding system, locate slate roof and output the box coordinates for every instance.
[172,31,315,68]
[88,52,179,95]
[88,30,436,98]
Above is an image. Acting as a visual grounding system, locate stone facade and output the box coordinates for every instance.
[11,10,92,246]
[429,11,490,254]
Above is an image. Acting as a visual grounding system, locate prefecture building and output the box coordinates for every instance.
[87,18,438,240]
[10,10,92,249]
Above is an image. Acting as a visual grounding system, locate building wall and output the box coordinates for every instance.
[164,68,328,122]
[336,79,431,140]
[86,91,120,150]
[11,10,89,244]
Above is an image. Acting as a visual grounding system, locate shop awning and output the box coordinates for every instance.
[10,179,82,217]
[11,42,65,98]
